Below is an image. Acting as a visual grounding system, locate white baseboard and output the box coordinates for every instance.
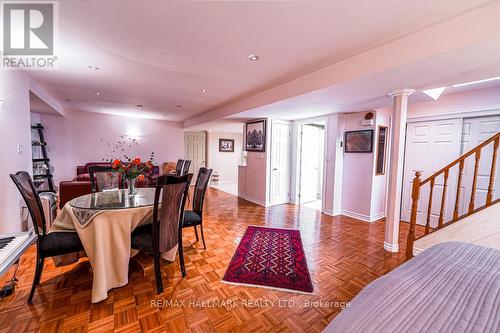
[370,212,385,222]
[384,242,399,253]
[340,209,385,222]
[239,195,266,207]
[323,208,341,217]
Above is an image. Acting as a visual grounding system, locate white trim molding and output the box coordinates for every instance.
[384,242,399,253]
[323,208,340,217]
[239,195,268,207]
[341,209,384,223]
[388,89,415,97]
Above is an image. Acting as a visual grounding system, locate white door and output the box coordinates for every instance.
[269,122,291,205]
[460,115,500,213]
[401,119,463,225]
[299,124,324,204]
[184,131,206,183]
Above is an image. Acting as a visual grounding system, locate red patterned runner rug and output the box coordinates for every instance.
[222,226,313,293]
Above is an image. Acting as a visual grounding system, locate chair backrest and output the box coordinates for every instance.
[88,165,121,192]
[10,171,47,237]
[175,159,192,176]
[192,168,213,216]
[152,174,192,254]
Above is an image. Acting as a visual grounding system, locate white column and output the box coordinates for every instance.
[384,89,415,252]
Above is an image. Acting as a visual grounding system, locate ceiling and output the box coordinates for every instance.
[29,92,60,116]
[227,36,500,120]
[26,0,494,122]
[186,120,244,134]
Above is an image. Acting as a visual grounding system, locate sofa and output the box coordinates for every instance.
[59,162,160,209]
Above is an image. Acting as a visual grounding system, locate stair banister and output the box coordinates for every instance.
[406,131,500,259]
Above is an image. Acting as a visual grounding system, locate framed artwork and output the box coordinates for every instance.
[219,139,235,152]
[245,120,266,152]
[375,126,388,175]
[344,129,373,153]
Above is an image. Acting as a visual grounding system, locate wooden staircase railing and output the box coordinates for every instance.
[406,131,500,259]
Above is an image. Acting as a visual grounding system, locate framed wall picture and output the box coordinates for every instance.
[245,120,266,152]
[344,129,374,153]
[375,126,388,175]
[219,138,235,152]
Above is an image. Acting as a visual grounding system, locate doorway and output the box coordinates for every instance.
[298,122,326,211]
[184,131,206,182]
[269,121,291,205]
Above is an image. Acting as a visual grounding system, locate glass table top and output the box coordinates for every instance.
[69,188,157,210]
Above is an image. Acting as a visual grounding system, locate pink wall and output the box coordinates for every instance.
[206,132,243,183]
[38,110,185,185]
[341,113,376,220]
[370,109,390,220]
[237,120,269,206]
[0,71,33,233]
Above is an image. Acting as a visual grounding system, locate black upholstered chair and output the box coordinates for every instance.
[131,174,192,293]
[88,165,121,193]
[175,159,192,176]
[182,168,212,250]
[10,171,84,304]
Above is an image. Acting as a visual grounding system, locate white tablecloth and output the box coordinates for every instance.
[50,202,177,303]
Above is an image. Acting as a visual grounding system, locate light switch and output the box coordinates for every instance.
[17,144,23,153]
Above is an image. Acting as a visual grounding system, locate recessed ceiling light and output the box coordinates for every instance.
[248,54,260,61]
[97,105,103,108]
[176,104,182,108]
[422,87,446,100]
[452,76,500,87]
[201,89,208,93]
[88,65,99,70]
[136,104,144,109]
[94,92,101,95]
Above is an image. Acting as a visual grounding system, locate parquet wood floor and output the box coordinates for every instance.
[0,189,416,333]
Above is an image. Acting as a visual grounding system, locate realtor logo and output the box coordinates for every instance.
[1,1,58,69]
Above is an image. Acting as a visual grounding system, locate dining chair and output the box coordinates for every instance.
[10,171,85,304]
[131,174,192,293]
[182,167,213,250]
[175,159,192,176]
[88,165,121,192]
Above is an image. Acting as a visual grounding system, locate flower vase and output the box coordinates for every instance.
[126,177,137,197]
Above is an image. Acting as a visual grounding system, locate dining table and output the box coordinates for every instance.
[50,188,177,303]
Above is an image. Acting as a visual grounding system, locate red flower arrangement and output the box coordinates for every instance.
[110,152,155,180]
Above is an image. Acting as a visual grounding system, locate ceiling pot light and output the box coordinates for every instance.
[422,87,446,100]
[97,105,103,108]
[94,92,101,95]
[88,65,100,70]
[201,89,208,93]
[136,104,144,109]
[176,104,182,108]
[452,76,500,88]
[248,54,260,61]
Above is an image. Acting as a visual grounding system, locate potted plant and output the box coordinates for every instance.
[111,152,154,196]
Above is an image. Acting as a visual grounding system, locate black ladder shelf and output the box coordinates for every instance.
[31,124,55,193]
